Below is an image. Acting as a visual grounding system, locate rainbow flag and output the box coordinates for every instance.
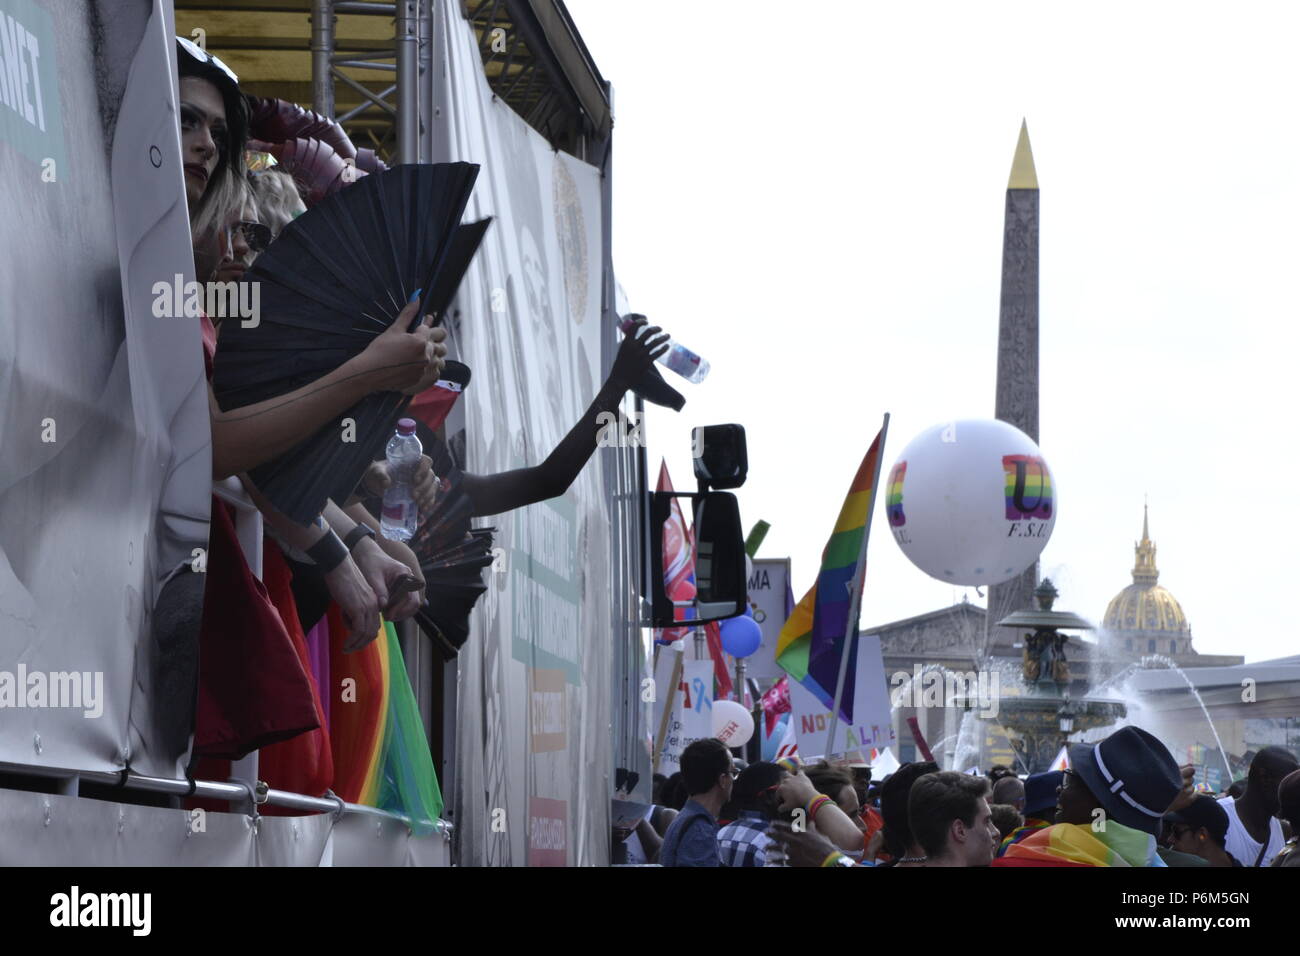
[776,422,887,722]
[995,820,1160,867]
[996,818,1051,857]
[330,617,443,831]
[355,629,391,805]
[375,621,444,832]
[329,607,390,806]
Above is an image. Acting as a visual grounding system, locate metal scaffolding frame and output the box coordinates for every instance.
[304,0,608,165]
[308,0,423,163]
[465,0,600,157]
[175,0,609,165]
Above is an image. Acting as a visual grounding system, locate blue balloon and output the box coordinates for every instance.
[743,602,755,619]
[720,614,762,659]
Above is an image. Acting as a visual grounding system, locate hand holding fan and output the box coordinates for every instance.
[410,435,495,660]
[212,162,488,523]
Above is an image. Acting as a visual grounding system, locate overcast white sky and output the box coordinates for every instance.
[566,1,1300,664]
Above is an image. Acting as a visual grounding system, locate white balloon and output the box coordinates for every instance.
[711,699,754,749]
[885,419,1056,586]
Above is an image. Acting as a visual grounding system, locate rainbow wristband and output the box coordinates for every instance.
[806,794,832,821]
[821,851,848,868]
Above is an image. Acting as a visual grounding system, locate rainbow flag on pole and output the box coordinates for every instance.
[776,421,888,723]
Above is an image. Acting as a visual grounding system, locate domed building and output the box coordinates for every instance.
[1101,507,1241,666]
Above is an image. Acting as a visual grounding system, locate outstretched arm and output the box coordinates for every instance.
[462,319,668,517]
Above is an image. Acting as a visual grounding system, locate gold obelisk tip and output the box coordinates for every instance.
[1008,119,1038,190]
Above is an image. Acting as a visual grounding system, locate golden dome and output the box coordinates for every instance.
[1102,506,1192,645]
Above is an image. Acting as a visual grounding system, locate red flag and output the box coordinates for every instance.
[705,620,734,701]
[654,461,732,699]
[761,676,791,737]
[407,376,464,433]
[655,461,697,645]
[907,716,935,763]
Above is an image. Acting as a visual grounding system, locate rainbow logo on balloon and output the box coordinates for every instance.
[1002,455,1052,520]
[886,461,907,527]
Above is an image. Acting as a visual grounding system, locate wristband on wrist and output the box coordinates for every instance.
[806,794,832,822]
[821,851,849,868]
[343,522,377,552]
[305,529,349,573]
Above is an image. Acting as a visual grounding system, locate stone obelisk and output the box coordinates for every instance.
[988,120,1040,645]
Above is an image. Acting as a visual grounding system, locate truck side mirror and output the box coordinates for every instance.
[691,491,747,620]
[692,424,747,490]
[648,490,747,628]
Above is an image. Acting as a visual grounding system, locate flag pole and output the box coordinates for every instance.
[823,412,890,760]
[652,642,685,774]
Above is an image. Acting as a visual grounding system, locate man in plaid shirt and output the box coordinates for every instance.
[717,762,789,867]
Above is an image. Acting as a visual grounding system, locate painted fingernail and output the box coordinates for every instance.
[409,288,423,303]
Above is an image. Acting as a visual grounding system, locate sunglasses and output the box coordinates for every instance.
[176,36,239,85]
[226,220,272,253]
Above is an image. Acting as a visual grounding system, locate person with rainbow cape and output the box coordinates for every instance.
[992,727,1185,868]
[995,770,1061,857]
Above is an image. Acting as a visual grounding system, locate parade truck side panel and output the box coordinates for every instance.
[0,0,649,866]
[428,0,650,866]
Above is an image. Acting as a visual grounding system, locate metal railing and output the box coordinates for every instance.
[0,760,451,838]
[0,476,449,845]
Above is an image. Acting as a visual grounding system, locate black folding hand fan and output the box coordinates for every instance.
[426,216,492,318]
[410,436,495,660]
[212,162,485,524]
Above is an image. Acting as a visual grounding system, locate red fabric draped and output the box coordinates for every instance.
[192,498,320,759]
[192,313,320,761]
[255,542,335,806]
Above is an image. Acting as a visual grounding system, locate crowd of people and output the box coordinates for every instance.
[619,729,1300,868]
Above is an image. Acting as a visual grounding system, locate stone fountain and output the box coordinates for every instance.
[995,579,1126,772]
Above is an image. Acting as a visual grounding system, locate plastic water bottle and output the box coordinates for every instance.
[380,418,422,541]
[618,315,710,384]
